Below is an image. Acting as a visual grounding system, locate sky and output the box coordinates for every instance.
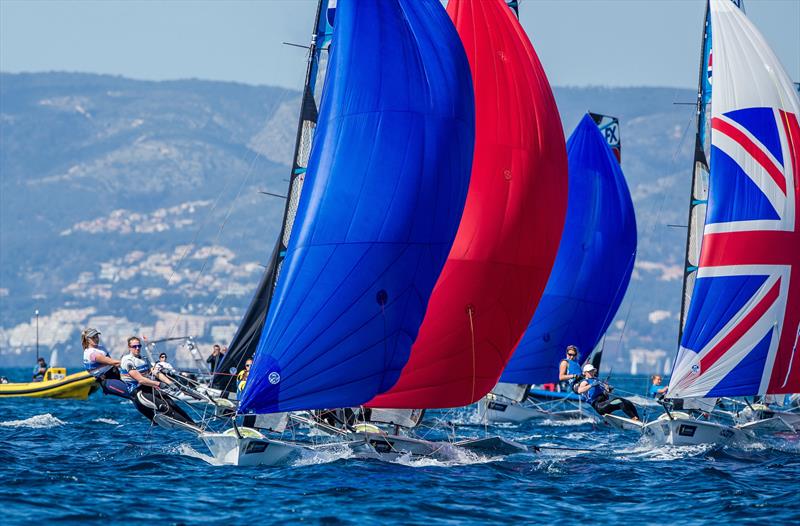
[0,0,798,92]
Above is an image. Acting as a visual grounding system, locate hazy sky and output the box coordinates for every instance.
[1,0,798,92]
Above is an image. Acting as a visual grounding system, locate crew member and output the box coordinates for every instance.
[236,358,253,396]
[152,352,176,382]
[81,328,120,375]
[120,337,163,394]
[207,344,222,372]
[32,357,47,381]
[558,345,582,391]
[120,336,194,425]
[576,364,639,420]
[649,375,668,398]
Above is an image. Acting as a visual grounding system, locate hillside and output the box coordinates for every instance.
[0,72,697,372]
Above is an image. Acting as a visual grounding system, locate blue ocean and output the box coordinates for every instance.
[1,369,798,525]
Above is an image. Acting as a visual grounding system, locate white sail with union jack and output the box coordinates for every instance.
[669,0,800,398]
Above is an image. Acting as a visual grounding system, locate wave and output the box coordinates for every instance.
[0,413,66,429]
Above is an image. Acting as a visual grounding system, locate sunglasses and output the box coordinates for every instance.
[130,344,142,349]
[245,364,252,368]
[567,353,577,357]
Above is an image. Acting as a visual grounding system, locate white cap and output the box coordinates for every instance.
[582,363,597,373]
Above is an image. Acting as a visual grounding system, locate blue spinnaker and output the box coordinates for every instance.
[500,114,637,385]
[239,0,475,414]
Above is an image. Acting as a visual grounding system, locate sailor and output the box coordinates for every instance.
[207,344,222,373]
[120,336,194,424]
[576,364,639,420]
[81,328,120,375]
[648,375,668,399]
[558,345,582,391]
[152,352,176,380]
[32,357,47,382]
[120,337,164,394]
[236,358,252,397]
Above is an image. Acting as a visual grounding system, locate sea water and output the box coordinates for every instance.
[1,369,798,525]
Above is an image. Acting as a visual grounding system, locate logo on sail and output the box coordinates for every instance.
[268,372,281,385]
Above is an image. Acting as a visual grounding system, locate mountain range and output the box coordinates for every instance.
[0,72,698,373]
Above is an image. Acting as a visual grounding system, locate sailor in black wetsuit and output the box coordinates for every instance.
[576,364,639,420]
[119,337,194,426]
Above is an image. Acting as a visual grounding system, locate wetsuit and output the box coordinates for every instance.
[582,378,639,420]
[559,358,582,392]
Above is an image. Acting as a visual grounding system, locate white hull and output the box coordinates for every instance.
[200,432,304,466]
[478,397,593,424]
[603,414,644,432]
[643,417,754,446]
[478,398,549,423]
[736,409,800,433]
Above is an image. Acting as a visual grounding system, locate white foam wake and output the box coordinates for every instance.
[0,413,66,429]
[93,418,120,425]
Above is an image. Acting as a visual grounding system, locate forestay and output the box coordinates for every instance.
[670,0,800,398]
[239,0,475,414]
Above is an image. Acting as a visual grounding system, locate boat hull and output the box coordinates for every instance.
[478,398,549,423]
[200,432,303,466]
[0,370,98,400]
[643,417,753,446]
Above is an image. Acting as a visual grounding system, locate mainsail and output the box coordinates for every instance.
[239,0,476,414]
[213,1,332,391]
[669,0,800,398]
[369,0,568,408]
[499,114,637,385]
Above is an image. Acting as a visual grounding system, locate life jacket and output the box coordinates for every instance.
[120,353,152,392]
[581,378,606,404]
[83,345,110,371]
[564,358,581,377]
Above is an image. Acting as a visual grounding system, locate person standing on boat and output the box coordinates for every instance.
[576,364,639,420]
[558,345,582,391]
[32,357,47,381]
[206,344,222,373]
[648,375,667,399]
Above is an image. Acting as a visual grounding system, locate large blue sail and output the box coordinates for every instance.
[239,0,475,414]
[500,114,637,385]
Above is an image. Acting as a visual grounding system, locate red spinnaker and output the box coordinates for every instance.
[369,0,568,408]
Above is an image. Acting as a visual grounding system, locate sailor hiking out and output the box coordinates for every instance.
[576,364,639,420]
[118,336,193,425]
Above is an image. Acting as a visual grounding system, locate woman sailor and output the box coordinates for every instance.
[576,363,640,421]
[558,345,582,391]
[81,327,121,378]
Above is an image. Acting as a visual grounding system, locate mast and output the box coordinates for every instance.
[213,0,330,391]
[676,0,712,346]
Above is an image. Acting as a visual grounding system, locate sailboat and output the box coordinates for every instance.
[328,0,568,456]
[621,0,800,446]
[199,0,478,466]
[480,113,637,424]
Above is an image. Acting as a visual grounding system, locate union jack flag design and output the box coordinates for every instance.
[674,108,800,397]
[670,0,800,398]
